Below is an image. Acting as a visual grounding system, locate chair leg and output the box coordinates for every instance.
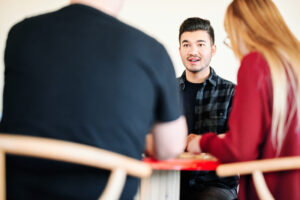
[0,151,5,200]
[252,170,274,200]
[99,168,126,200]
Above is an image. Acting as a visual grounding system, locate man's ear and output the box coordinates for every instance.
[211,44,216,56]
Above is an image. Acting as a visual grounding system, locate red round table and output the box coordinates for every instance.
[143,156,219,171]
[136,153,219,200]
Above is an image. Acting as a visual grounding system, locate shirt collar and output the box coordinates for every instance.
[178,67,217,90]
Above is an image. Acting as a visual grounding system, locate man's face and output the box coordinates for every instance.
[179,30,216,73]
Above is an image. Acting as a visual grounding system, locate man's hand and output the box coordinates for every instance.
[186,134,202,153]
[145,133,154,157]
[185,133,197,150]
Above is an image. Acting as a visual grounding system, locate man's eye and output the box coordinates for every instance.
[199,43,205,47]
[183,44,189,47]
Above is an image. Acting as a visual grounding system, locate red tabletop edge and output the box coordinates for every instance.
[143,157,219,171]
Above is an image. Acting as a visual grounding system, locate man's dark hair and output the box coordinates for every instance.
[179,17,215,44]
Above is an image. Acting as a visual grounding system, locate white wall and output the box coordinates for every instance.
[119,0,300,79]
[119,0,237,80]
[0,0,300,112]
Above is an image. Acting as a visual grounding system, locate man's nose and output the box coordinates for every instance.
[188,45,198,54]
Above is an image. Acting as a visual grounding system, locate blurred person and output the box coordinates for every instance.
[177,17,237,200]
[187,0,300,199]
[0,0,187,199]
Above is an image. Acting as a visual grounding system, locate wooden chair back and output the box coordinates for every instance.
[0,134,152,200]
[216,156,300,200]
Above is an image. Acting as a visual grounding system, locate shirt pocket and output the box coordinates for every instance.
[209,110,226,119]
[206,110,227,133]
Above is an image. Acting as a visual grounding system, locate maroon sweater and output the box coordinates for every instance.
[200,52,300,200]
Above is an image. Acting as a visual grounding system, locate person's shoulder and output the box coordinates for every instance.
[7,18,35,38]
[219,77,235,87]
[117,21,163,49]
[176,71,185,80]
[241,51,268,68]
[215,73,236,88]
[240,51,269,75]
[243,51,264,60]
[8,7,61,34]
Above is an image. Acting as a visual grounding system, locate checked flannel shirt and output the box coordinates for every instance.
[178,67,235,135]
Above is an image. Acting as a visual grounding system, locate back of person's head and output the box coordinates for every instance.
[179,17,215,44]
[225,0,300,153]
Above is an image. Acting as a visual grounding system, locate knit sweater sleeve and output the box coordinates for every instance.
[200,52,272,163]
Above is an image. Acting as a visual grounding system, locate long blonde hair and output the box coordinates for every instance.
[225,0,300,153]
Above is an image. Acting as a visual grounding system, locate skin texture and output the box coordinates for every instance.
[179,30,216,84]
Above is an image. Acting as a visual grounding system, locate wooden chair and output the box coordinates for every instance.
[216,156,300,200]
[0,134,152,200]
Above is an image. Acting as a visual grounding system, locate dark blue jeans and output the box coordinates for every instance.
[180,186,237,200]
[180,170,238,200]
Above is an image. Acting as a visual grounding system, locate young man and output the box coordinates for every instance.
[0,0,187,199]
[178,17,238,200]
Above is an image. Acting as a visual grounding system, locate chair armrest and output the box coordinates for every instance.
[216,156,300,200]
[216,156,300,177]
[0,134,152,200]
[0,134,151,177]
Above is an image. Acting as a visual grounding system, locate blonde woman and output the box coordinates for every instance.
[187,0,300,199]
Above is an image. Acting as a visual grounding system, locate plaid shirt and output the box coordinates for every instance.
[178,67,235,134]
[178,68,238,191]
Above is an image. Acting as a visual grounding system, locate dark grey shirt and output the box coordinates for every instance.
[1,4,182,200]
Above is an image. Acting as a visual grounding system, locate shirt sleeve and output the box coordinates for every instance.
[154,45,183,122]
[200,52,273,163]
